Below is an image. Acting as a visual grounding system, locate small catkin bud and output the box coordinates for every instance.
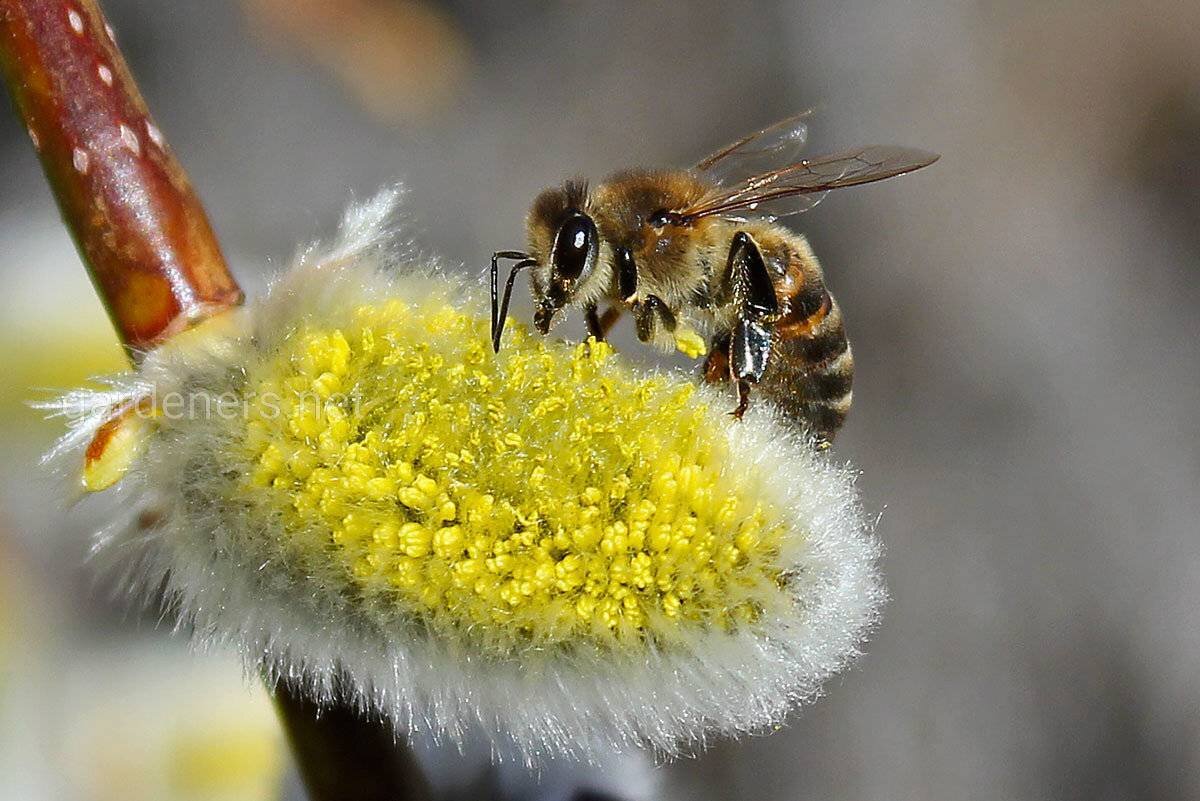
[40,190,882,764]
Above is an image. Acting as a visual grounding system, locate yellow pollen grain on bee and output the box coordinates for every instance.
[673,326,707,359]
[236,297,792,654]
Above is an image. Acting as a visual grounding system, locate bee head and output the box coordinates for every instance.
[526,180,606,333]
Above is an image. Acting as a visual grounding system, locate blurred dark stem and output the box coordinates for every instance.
[0,1,430,798]
[276,683,433,801]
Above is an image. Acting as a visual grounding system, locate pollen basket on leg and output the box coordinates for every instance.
[234,297,793,655]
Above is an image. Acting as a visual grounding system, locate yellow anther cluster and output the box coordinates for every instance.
[239,298,789,654]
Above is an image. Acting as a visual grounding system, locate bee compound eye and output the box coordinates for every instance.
[552,213,598,282]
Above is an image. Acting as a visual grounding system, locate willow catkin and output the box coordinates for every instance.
[40,189,883,764]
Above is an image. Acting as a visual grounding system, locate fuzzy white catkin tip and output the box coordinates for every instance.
[41,189,883,764]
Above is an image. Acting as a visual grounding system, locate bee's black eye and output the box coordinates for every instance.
[552,212,598,282]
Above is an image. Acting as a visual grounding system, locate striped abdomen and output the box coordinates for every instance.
[723,224,854,442]
[699,224,853,442]
[762,279,854,442]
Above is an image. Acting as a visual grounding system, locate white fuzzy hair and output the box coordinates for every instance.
[42,189,884,766]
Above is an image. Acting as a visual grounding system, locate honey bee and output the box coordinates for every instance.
[489,114,938,443]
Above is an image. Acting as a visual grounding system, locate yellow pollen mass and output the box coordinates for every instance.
[673,326,708,360]
[238,297,790,655]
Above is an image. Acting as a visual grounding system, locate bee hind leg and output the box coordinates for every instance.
[724,230,779,419]
[702,332,754,419]
[732,380,752,419]
[728,317,772,418]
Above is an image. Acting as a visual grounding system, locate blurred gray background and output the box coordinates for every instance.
[2,0,1199,799]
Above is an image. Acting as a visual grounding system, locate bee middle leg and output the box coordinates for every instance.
[703,333,731,384]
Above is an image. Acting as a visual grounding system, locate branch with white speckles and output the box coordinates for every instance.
[0,0,241,354]
[0,3,432,799]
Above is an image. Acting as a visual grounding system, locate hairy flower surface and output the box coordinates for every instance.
[245,305,787,653]
[45,191,883,762]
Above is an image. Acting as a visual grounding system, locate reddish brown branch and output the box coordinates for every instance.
[1,4,436,799]
[0,0,241,352]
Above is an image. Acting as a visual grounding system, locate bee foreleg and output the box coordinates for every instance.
[633,294,677,343]
[585,304,622,341]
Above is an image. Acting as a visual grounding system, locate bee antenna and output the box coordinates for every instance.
[490,251,535,352]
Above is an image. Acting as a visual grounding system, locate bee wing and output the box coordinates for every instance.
[681,145,940,222]
[694,111,813,186]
